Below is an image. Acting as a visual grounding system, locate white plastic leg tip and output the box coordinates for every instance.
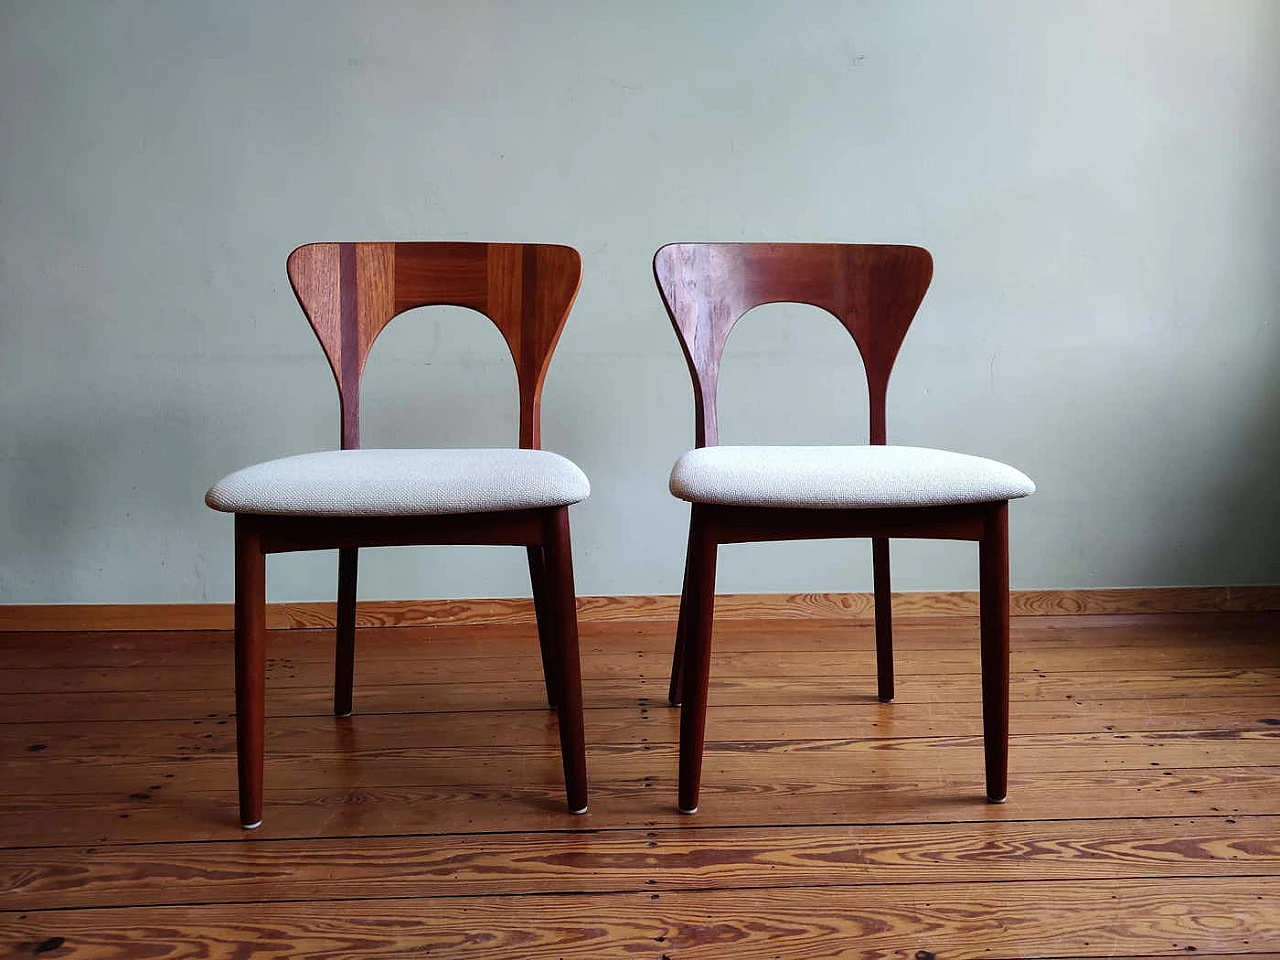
[242,819,263,829]
[987,795,1008,804]
[678,806,698,815]
[569,805,588,815]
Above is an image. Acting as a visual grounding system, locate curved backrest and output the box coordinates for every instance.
[287,242,583,450]
[653,243,933,447]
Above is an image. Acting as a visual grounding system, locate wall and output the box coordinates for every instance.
[2,0,1278,604]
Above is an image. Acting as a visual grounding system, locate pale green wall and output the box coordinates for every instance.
[2,0,1278,604]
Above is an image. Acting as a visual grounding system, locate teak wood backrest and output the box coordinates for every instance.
[653,243,933,447]
[287,242,583,451]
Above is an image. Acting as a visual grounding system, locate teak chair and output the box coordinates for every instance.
[655,242,1035,814]
[206,242,590,827]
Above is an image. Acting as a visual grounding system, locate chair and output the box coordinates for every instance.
[655,242,1035,814]
[206,242,590,827]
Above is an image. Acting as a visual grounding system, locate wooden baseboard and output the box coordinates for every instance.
[1,585,1278,632]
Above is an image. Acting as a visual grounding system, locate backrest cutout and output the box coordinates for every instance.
[287,242,582,449]
[653,242,932,446]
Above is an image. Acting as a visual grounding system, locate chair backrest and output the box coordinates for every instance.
[287,242,582,450]
[653,242,933,447]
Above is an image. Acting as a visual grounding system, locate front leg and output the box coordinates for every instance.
[334,547,358,717]
[872,537,893,703]
[978,502,1010,803]
[677,507,718,814]
[234,515,267,828]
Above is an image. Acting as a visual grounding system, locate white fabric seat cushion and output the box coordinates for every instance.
[669,445,1035,509]
[206,448,590,517]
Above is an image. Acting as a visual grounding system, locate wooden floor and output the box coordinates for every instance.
[1,611,1278,958]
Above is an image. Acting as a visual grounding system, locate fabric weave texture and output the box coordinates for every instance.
[206,448,590,517]
[669,444,1035,509]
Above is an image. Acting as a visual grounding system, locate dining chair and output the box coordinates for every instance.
[654,242,1035,814]
[206,242,590,827]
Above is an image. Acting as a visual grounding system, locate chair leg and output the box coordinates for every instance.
[677,507,718,814]
[979,502,1011,803]
[234,516,267,829]
[872,537,894,703]
[668,531,696,706]
[527,545,562,709]
[334,547,358,718]
[541,507,589,814]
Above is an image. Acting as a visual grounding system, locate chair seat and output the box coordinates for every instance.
[669,445,1035,509]
[206,448,590,517]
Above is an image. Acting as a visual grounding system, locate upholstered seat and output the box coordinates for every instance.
[206,448,590,517]
[670,445,1034,510]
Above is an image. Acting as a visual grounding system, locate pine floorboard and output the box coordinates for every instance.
[1,611,1277,958]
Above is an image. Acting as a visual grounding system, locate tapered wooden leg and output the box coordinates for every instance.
[668,530,696,706]
[677,508,718,814]
[979,501,1010,803]
[527,545,561,709]
[872,537,894,703]
[541,508,588,814]
[334,547,358,718]
[234,515,267,829]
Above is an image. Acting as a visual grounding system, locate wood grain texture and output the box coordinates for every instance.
[5,640,1274,694]
[2,816,1274,910]
[4,766,1277,849]
[653,242,932,446]
[4,610,1280,664]
[4,694,1277,750]
[5,585,1280,631]
[284,243,342,403]
[7,732,1276,800]
[6,711,1278,768]
[2,878,1276,958]
[286,242,581,450]
[2,613,1278,958]
[2,670,1274,723]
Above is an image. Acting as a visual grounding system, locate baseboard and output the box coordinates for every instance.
[2,585,1279,632]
